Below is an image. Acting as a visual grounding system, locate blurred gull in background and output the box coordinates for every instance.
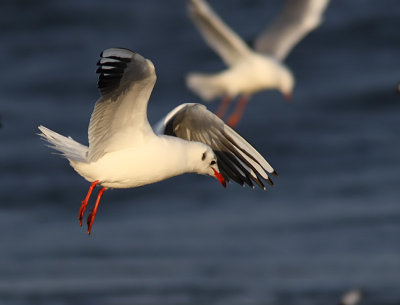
[338,289,363,305]
[38,48,276,235]
[186,0,330,127]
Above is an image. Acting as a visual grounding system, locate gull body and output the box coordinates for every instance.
[69,135,213,189]
[189,54,293,100]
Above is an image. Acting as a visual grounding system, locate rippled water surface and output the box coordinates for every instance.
[1,1,399,304]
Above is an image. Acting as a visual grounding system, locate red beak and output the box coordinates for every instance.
[212,168,226,188]
[283,92,292,102]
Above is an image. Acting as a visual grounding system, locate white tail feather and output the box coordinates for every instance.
[38,125,88,163]
[186,73,224,101]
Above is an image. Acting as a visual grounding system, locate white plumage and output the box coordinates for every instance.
[39,48,276,234]
[186,0,330,127]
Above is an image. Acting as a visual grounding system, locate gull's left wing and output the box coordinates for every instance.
[188,0,253,66]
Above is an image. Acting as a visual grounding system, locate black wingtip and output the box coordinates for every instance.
[271,170,278,177]
[96,49,135,97]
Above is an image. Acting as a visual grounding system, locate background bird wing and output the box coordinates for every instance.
[188,0,253,66]
[155,103,277,189]
[254,0,330,60]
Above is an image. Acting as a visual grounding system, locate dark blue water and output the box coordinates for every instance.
[1,1,399,304]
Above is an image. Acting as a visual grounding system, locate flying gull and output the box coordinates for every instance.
[39,48,277,234]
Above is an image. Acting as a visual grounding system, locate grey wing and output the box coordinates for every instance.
[254,0,330,60]
[188,0,253,66]
[158,103,277,189]
[87,48,156,162]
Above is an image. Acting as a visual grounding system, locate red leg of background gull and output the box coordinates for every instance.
[227,95,249,128]
[86,187,107,235]
[215,96,232,119]
[78,180,99,226]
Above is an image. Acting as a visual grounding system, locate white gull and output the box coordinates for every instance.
[38,48,277,234]
[186,0,330,127]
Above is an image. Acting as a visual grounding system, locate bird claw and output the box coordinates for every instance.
[78,180,99,227]
[82,186,106,235]
[87,209,96,235]
[78,201,88,227]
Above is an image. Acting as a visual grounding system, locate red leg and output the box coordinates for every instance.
[215,96,232,119]
[227,95,249,128]
[87,187,107,235]
[78,180,99,226]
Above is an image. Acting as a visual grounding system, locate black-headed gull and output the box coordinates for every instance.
[186,0,330,127]
[38,48,277,234]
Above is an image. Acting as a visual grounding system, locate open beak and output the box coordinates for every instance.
[212,168,226,188]
[283,92,292,102]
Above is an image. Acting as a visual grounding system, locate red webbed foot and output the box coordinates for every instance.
[78,180,99,226]
[86,187,107,235]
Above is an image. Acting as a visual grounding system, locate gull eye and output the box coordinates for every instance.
[210,160,216,166]
[201,152,206,161]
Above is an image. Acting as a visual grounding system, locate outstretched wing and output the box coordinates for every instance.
[254,0,330,60]
[88,48,156,162]
[155,103,277,189]
[187,0,253,66]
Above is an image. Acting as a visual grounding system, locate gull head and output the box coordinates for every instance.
[145,59,155,73]
[191,143,226,187]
